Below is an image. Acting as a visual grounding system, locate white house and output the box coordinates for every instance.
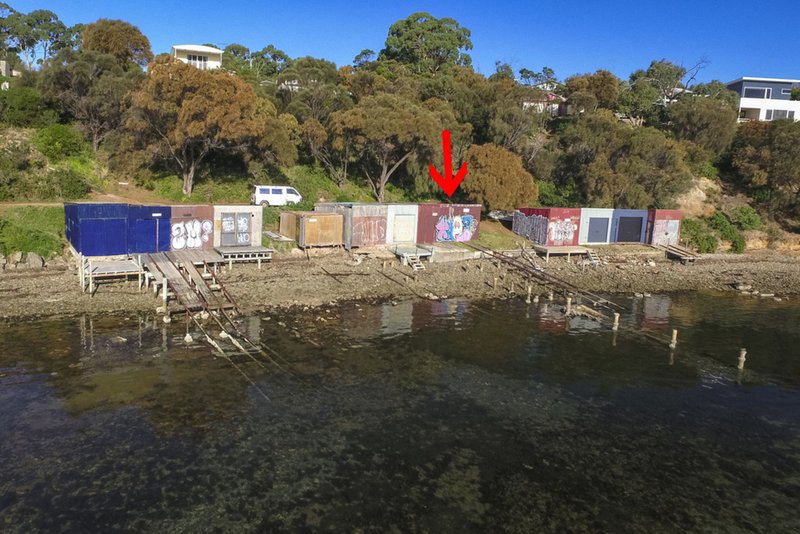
[726,77,800,122]
[170,44,223,70]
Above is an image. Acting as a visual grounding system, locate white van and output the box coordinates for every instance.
[251,185,302,207]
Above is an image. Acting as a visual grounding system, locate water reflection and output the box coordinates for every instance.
[1,294,799,532]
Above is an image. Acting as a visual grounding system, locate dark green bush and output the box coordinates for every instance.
[47,168,91,200]
[707,211,746,253]
[0,87,58,128]
[32,124,88,161]
[681,218,718,253]
[729,205,762,230]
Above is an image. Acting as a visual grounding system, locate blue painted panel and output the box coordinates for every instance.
[127,205,171,254]
[78,219,128,256]
[74,203,129,219]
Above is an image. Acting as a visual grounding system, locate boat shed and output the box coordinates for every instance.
[65,203,130,256]
[315,202,387,249]
[578,208,614,245]
[279,211,344,248]
[213,205,262,248]
[127,205,171,254]
[170,205,214,251]
[417,203,481,243]
[648,209,682,246]
[513,207,581,247]
[385,204,419,245]
[610,209,649,243]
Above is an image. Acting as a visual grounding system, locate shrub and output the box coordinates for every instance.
[0,87,58,127]
[681,218,718,253]
[729,205,762,230]
[0,206,65,258]
[707,211,746,254]
[48,168,91,200]
[32,124,88,161]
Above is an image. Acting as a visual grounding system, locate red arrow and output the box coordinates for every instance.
[429,130,467,198]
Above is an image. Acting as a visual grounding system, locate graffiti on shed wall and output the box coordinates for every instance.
[548,218,578,246]
[353,219,386,244]
[435,214,477,242]
[171,219,213,250]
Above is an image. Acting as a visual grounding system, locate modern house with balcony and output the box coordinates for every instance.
[171,45,223,70]
[726,77,800,122]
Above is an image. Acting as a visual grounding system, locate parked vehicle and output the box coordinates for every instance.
[251,185,302,207]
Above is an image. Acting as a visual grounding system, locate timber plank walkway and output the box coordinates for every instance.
[144,253,205,312]
[167,252,234,311]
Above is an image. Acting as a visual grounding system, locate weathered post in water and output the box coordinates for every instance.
[669,329,678,349]
[738,348,747,370]
[612,313,620,331]
[565,296,572,315]
[547,290,554,301]
[493,277,498,291]
[526,285,532,304]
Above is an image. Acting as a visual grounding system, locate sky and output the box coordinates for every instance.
[9,0,800,84]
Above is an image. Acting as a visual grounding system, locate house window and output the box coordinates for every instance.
[782,89,792,95]
[768,109,795,120]
[186,54,209,69]
[765,110,773,120]
[743,87,772,99]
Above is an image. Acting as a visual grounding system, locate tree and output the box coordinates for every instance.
[462,143,538,211]
[5,9,67,67]
[690,80,739,109]
[728,121,800,216]
[557,110,692,208]
[519,66,557,89]
[39,49,144,151]
[668,96,737,157]
[353,49,375,69]
[565,70,619,111]
[379,12,472,74]
[301,117,351,188]
[616,72,660,126]
[277,57,351,122]
[329,93,439,201]
[127,56,297,194]
[81,19,153,70]
[645,58,706,105]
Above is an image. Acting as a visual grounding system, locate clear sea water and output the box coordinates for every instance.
[1,292,799,532]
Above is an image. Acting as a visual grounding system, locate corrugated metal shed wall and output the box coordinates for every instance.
[648,209,682,246]
[213,205,262,247]
[279,211,299,241]
[127,205,171,254]
[417,203,481,243]
[351,204,388,247]
[64,203,129,256]
[170,205,214,251]
[578,208,614,245]
[513,208,581,246]
[385,204,418,244]
[610,209,649,243]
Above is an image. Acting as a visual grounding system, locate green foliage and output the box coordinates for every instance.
[379,12,473,74]
[0,206,65,257]
[154,175,252,204]
[32,123,87,160]
[46,167,90,200]
[729,205,762,230]
[680,218,718,253]
[0,86,58,127]
[791,88,800,101]
[536,180,575,207]
[708,211,745,253]
[462,143,538,211]
[668,97,737,157]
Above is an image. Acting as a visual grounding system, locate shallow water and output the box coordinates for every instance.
[1,292,799,532]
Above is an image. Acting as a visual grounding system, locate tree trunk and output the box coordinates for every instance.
[182,162,196,195]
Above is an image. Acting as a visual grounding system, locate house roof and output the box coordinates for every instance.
[726,76,800,86]
[171,44,223,55]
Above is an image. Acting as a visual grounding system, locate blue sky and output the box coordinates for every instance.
[9,0,799,83]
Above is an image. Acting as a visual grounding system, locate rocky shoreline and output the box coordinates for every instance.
[0,247,798,321]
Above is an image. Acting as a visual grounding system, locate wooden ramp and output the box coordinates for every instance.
[144,253,206,312]
[658,244,700,264]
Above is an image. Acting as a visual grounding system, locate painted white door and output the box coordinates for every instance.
[393,215,416,243]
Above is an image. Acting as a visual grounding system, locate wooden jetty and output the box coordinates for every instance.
[78,253,144,295]
[532,244,589,263]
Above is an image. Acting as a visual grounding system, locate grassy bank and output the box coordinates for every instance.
[0,206,65,258]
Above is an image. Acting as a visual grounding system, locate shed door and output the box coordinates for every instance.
[221,212,251,246]
[587,218,609,243]
[617,217,643,242]
[393,215,415,243]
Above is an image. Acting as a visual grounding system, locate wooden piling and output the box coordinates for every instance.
[547,290,554,301]
[669,329,678,349]
[493,277,498,291]
[737,348,747,370]
[565,296,572,315]
[526,285,532,304]
[612,312,620,331]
